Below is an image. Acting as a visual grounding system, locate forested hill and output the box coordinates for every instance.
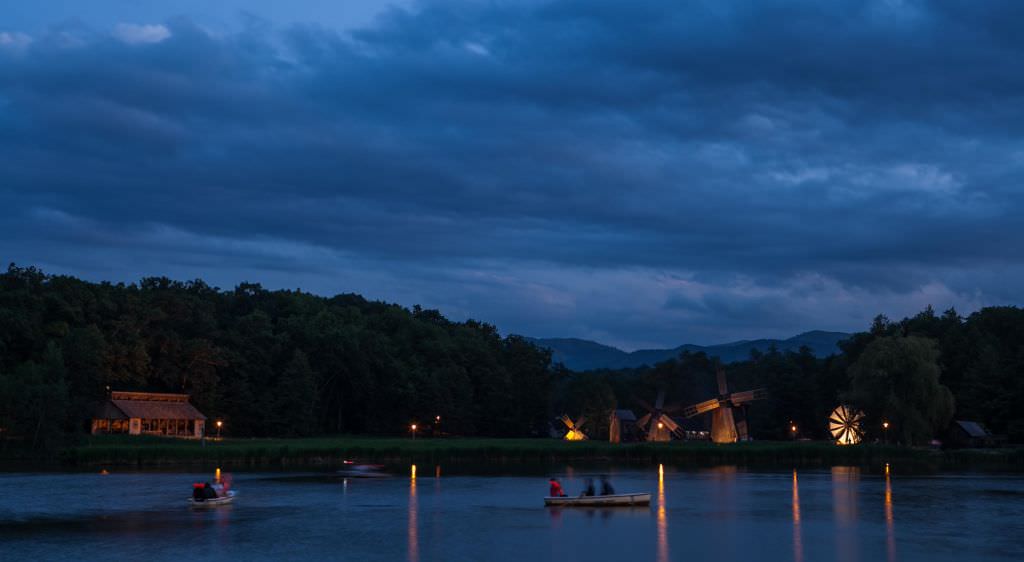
[528,330,850,371]
[0,265,553,448]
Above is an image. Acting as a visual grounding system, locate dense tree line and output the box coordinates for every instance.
[0,265,552,450]
[553,306,1024,445]
[2,264,1022,450]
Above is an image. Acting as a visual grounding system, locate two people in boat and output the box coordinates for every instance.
[549,475,615,497]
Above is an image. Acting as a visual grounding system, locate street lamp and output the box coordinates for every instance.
[790,423,798,440]
[411,423,418,440]
[216,420,223,439]
[882,420,890,444]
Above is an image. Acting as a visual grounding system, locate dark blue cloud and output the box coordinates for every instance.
[2,0,1023,349]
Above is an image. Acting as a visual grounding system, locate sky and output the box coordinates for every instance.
[2,1,1023,350]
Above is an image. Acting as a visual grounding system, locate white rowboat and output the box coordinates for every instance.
[544,493,651,507]
[189,490,236,507]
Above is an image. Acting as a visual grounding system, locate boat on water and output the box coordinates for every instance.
[336,462,389,478]
[189,490,236,508]
[544,492,651,507]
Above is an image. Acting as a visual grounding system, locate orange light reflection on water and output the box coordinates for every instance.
[885,464,895,562]
[657,463,668,562]
[409,464,418,562]
[792,469,803,562]
[832,466,860,562]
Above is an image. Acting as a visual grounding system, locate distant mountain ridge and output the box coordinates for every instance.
[526,330,851,371]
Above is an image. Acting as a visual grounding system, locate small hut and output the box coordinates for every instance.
[92,391,207,439]
[609,409,638,443]
[946,420,994,448]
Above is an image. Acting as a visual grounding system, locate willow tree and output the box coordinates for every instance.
[846,335,954,445]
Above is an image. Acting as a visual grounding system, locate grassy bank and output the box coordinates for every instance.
[45,435,1024,470]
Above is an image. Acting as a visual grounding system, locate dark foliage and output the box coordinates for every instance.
[0,265,552,450]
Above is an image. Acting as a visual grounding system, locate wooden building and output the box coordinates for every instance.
[946,420,994,448]
[609,409,638,443]
[92,391,207,439]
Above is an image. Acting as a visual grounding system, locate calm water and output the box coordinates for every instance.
[1,466,1022,561]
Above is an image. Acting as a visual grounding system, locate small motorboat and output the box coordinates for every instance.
[189,490,236,508]
[336,462,389,478]
[544,493,651,507]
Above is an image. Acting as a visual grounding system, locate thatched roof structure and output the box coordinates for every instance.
[101,391,207,420]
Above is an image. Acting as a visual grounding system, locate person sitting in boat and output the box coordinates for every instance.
[600,475,615,496]
[549,477,566,497]
[203,481,219,499]
[582,477,595,497]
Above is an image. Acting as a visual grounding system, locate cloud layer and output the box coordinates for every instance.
[2,1,1023,349]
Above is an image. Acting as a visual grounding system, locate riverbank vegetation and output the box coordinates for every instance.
[1,265,1023,461]
[57,435,1024,470]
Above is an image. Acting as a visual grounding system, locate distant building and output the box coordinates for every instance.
[92,391,207,439]
[946,420,994,448]
[609,409,638,443]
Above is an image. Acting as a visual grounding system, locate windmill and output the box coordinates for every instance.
[635,391,684,442]
[560,415,588,441]
[829,405,864,445]
[680,368,767,443]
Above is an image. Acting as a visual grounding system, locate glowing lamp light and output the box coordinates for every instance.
[882,421,890,429]
[657,422,664,430]
[435,415,441,422]
[790,424,798,433]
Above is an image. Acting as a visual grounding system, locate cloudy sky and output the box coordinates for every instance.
[2,1,1023,349]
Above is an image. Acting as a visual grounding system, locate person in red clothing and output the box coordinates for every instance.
[549,477,566,497]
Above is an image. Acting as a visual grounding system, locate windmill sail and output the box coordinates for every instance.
[829,405,864,445]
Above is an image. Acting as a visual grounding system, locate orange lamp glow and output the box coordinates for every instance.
[657,422,664,429]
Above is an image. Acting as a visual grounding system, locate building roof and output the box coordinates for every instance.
[97,391,207,420]
[954,420,990,438]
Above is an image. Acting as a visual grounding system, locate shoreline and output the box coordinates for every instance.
[6,436,1020,471]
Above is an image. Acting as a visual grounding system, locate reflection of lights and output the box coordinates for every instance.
[792,470,803,562]
[435,465,441,479]
[885,464,895,562]
[409,464,418,562]
[215,467,221,482]
[657,464,668,562]
[832,466,860,562]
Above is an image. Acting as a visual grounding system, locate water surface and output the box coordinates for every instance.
[1,465,1021,561]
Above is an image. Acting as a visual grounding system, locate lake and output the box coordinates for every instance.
[1,465,1021,561]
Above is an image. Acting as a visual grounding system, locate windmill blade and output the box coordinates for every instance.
[575,417,586,429]
[560,414,574,429]
[662,400,686,414]
[682,397,722,418]
[730,388,768,405]
[654,390,665,410]
[634,396,656,414]
[636,413,652,430]
[716,368,729,396]
[660,415,681,434]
